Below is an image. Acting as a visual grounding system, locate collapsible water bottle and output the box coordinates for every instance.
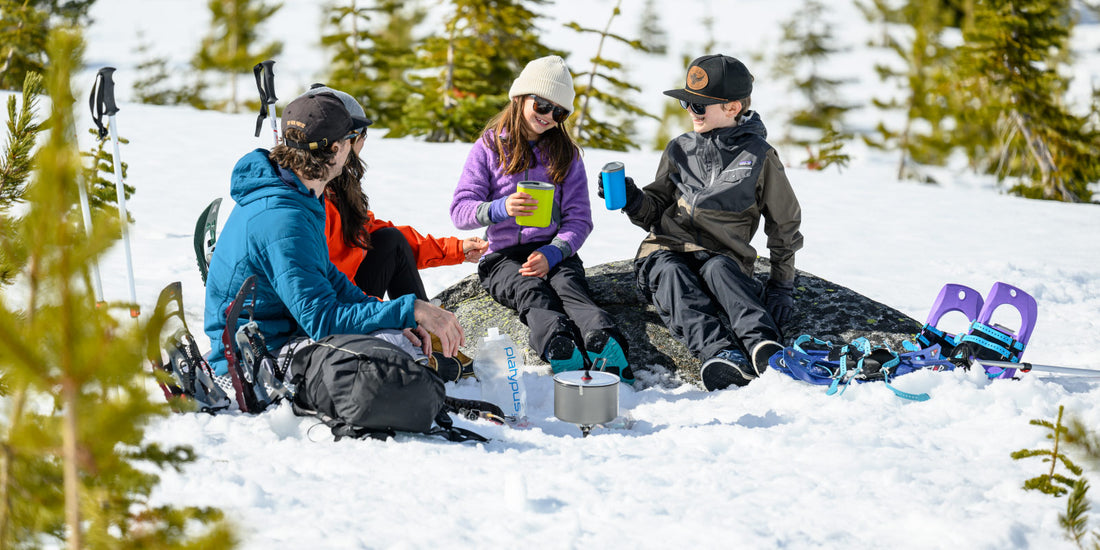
[601,161,627,210]
[473,327,528,420]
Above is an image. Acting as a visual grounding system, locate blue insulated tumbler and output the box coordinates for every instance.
[601,161,626,210]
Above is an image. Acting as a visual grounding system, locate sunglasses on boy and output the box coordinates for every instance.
[344,127,366,141]
[529,95,571,123]
[679,99,708,116]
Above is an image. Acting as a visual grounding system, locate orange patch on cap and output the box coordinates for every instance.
[687,66,709,90]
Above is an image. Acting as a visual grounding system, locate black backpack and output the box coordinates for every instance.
[287,334,486,442]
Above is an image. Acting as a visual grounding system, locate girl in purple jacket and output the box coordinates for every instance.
[450,56,633,384]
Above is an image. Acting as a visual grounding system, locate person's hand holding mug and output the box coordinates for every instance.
[505,191,538,218]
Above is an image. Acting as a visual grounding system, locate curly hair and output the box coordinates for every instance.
[269,128,342,182]
[480,96,578,185]
[324,140,372,250]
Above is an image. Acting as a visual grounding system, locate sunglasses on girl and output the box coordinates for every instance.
[679,99,708,116]
[344,127,366,141]
[530,95,571,123]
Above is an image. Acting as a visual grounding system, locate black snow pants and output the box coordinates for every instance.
[353,227,429,301]
[479,242,620,360]
[635,249,780,360]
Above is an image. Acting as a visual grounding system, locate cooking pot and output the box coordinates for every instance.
[553,369,619,436]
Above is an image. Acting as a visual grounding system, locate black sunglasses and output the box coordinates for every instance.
[530,95,570,123]
[344,127,366,141]
[679,99,708,116]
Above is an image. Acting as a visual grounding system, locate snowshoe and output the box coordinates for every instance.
[949,282,1037,379]
[904,283,984,358]
[194,198,221,285]
[771,335,935,401]
[147,282,231,413]
[222,275,290,413]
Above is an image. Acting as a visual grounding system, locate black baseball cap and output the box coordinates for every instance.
[663,54,754,105]
[281,92,367,150]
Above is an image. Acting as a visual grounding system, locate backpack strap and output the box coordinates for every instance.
[291,401,488,443]
[429,411,490,443]
[292,401,395,441]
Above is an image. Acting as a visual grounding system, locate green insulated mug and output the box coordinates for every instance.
[516,181,554,228]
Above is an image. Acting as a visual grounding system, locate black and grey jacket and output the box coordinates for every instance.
[627,111,804,282]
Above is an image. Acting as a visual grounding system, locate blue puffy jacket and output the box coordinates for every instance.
[204,149,416,375]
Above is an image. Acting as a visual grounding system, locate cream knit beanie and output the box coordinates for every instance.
[508,55,575,112]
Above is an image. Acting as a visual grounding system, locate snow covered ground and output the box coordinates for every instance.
[6,0,1100,547]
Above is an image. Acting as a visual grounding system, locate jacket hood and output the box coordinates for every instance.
[705,110,767,143]
[230,149,321,213]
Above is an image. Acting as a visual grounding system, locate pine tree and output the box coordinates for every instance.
[0,27,236,548]
[956,0,1097,202]
[387,0,558,142]
[566,0,658,151]
[652,19,716,151]
[0,73,44,288]
[0,0,96,90]
[773,0,854,168]
[859,0,960,181]
[192,0,284,113]
[1013,406,1100,549]
[81,129,135,220]
[320,0,426,126]
[637,0,668,55]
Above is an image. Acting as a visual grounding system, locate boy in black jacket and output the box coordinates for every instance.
[601,55,803,391]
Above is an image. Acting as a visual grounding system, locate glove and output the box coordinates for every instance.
[596,174,643,214]
[765,278,795,326]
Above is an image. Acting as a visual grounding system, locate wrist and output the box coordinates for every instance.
[537,244,563,270]
[488,197,509,224]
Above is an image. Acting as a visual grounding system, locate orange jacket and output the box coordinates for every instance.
[325,200,466,283]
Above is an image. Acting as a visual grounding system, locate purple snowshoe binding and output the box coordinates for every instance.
[904,283,984,359]
[950,282,1037,379]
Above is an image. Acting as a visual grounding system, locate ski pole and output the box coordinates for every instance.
[75,174,105,306]
[973,359,1100,378]
[253,60,279,146]
[90,67,139,318]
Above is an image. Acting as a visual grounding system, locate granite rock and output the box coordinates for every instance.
[433,258,921,388]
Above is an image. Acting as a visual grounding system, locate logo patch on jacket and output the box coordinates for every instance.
[738,160,753,167]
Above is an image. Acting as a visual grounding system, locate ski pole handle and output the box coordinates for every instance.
[258,60,277,104]
[253,60,278,139]
[96,67,119,115]
[89,67,119,139]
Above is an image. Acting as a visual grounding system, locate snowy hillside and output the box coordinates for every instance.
[3,0,1099,547]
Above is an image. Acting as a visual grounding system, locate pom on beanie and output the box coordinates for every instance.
[508,55,575,112]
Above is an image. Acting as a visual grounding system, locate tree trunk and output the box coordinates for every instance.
[1010,110,1077,202]
[62,379,81,550]
[574,0,622,142]
[0,388,27,547]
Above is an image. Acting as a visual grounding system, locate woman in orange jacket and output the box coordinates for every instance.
[315,85,488,301]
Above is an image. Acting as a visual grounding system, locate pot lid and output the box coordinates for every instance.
[553,370,619,388]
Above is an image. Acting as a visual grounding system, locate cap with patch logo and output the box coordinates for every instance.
[663,54,754,105]
[281,91,366,151]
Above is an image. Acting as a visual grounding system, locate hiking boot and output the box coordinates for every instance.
[427,353,463,383]
[750,340,782,377]
[431,333,475,379]
[546,334,584,373]
[700,348,754,391]
[584,329,635,385]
